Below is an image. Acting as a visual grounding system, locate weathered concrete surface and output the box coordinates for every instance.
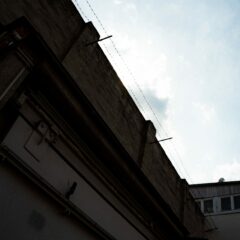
[62,20,206,237]
[61,16,206,234]
[0,52,28,109]
[0,0,206,237]
[140,123,205,237]
[0,0,85,59]
[63,22,146,163]
[0,0,146,165]
[0,163,100,240]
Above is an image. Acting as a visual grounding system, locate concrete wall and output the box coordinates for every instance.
[62,19,205,237]
[2,104,156,240]
[62,22,146,163]
[0,0,85,59]
[190,183,240,199]
[0,163,100,240]
[206,214,240,240]
[0,0,205,237]
[0,0,146,165]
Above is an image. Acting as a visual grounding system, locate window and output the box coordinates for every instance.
[204,199,213,213]
[221,197,231,211]
[234,195,240,210]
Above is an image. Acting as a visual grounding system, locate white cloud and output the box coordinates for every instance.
[113,0,123,4]
[130,53,173,100]
[193,102,216,125]
[212,160,240,182]
[123,2,138,23]
[125,2,136,11]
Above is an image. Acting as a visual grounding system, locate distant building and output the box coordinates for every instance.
[0,0,206,239]
[190,181,240,240]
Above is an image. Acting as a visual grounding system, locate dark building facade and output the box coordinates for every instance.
[190,181,240,240]
[0,1,206,239]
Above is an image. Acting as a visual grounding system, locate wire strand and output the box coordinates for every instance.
[72,0,90,22]
[72,0,217,230]
[73,0,200,186]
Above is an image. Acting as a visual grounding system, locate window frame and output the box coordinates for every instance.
[233,195,240,210]
[220,196,232,212]
[203,198,214,214]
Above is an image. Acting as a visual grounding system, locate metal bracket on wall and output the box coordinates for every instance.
[65,181,78,200]
[85,35,112,46]
[37,121,60,145]
[149,137,173,144]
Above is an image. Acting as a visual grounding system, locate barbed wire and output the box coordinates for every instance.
[72,0,196,183]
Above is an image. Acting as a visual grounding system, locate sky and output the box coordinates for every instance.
[75,0,240,184]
